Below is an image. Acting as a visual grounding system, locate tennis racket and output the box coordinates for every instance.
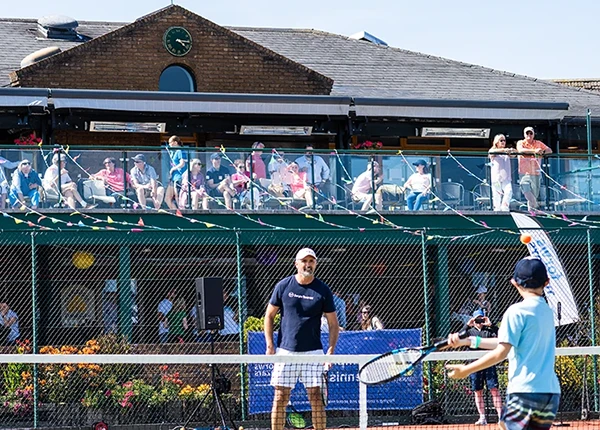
[320,370,329,407]
[358,330,468,385]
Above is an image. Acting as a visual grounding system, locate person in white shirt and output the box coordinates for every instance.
[403,159,431,211]
[157,290,175,343]
[488,134,515,212]
[351,161,382,211]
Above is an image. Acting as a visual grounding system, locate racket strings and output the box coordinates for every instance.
[360,349,423,385]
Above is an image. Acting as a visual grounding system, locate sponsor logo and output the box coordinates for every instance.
[288,292,314,300]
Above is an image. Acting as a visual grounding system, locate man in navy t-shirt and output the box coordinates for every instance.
[264,247,339,430]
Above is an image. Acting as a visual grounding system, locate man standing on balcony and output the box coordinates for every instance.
[265,248,338,430]
[517,127,552,211]
[295,145,330,202]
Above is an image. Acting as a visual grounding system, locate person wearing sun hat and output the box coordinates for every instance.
[264,247,338,430]
[517,127,552,211]
[447,257,560,430]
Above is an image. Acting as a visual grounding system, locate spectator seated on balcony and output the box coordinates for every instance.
[205,153,234,209]
[43,154,91,209]
[0,156,20,209]
[266,153,292,198]
[351,161,382,211]
[178,158,209,210]
[8,159,42,209]
[288,161,314,208]
[130,154,165,210]
[403,159,431,211]
[90,157,131,201]
[231,158,260,209]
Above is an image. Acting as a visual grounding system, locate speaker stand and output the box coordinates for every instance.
[180,333,237,430]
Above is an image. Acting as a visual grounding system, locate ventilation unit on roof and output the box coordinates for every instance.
[20,46,62,68]
[349,31,388,46]
[37,15,81,40]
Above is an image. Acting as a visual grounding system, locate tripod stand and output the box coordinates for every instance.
[554,302,570,427]
[181,332,237,430]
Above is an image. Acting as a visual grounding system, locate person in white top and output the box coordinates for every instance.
[42,153,90,209]
[488,134,515,212]
[351,161,382,211]
[403,159,431,211]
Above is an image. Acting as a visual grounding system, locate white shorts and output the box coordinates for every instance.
[270,348,324,388]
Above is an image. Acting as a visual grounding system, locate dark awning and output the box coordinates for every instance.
[0,88,49,108]
[353,98,570,120]
[51,89,351,116]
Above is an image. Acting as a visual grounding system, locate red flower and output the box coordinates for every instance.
[14,133,42,146]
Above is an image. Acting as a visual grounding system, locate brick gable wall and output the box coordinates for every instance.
[10,6,332,95]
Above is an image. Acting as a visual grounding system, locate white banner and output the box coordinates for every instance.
[510,213,579,326]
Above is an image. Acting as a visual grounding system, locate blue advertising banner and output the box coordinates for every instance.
[248,329,423,414]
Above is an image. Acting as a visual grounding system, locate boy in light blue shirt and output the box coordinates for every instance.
[446,257,560,429]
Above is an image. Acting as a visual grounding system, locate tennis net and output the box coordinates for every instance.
[0,346,598,429]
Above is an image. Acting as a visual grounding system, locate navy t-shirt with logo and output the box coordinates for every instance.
[269,275,335,352]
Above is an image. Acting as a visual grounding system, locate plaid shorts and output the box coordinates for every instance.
[270,348,324,388]
[502,392,560,430]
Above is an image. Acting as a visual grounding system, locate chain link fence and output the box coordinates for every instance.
[0,227,598,427]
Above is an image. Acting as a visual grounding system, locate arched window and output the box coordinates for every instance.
[159,65,195,92]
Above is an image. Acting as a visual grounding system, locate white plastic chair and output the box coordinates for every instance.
[83,180,117,205]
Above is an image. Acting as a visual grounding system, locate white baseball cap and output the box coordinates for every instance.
[524,126,535,135]
[295,248,317,261]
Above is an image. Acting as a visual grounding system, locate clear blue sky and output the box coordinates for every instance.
[8,0,598,79]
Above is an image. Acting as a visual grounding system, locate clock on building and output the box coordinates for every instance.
[163,26,192,57]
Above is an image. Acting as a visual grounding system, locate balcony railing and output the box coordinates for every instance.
[2,146,599,213]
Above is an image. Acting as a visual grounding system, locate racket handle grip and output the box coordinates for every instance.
[433,329,469,349]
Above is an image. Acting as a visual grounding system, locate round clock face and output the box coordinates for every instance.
[163,26,193,57]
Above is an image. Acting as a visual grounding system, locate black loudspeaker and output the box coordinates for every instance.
[195,277,224,331]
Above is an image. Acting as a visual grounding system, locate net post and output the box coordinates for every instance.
[359,377,368,430]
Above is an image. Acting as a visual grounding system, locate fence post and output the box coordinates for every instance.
[118,245,132,342]
[420,230,432,400]
[236,230,247,421]
[587,229,599,411]
[434,243,450,337]
[31,232,39,428]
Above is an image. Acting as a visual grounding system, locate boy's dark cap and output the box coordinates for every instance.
[513,257,549,289]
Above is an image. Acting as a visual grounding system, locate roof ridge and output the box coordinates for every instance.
[11,5,332,88]
[0,17,128,25]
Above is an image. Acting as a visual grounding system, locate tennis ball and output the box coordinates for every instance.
[520,233,532,244]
